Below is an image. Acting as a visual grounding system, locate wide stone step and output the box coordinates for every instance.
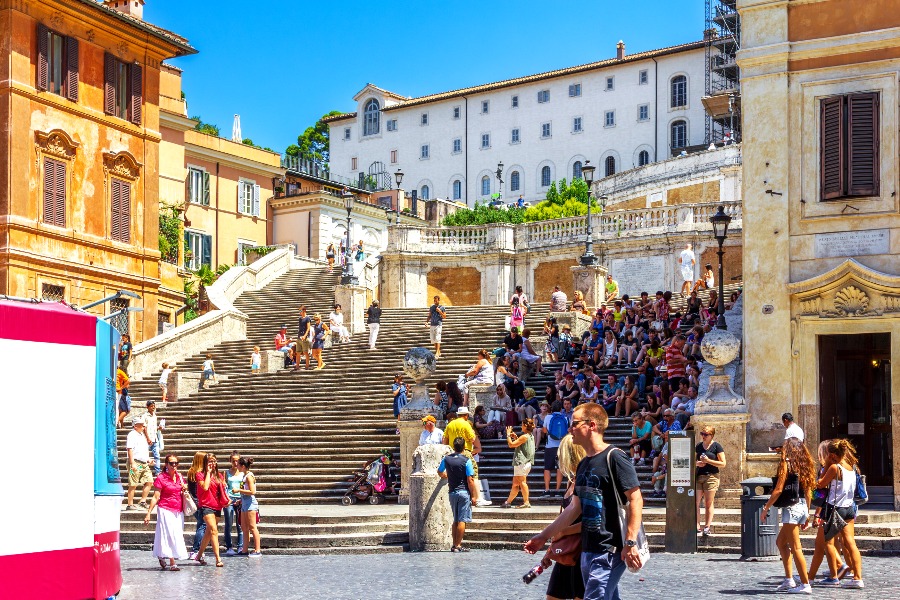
[119,529,409,549]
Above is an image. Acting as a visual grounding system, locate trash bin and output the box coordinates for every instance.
[740,477,779,561]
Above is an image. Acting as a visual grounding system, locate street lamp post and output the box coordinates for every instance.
[579,161,598,266]
[710,205,732,330]
[394,168,404,213]
[341,189,358,286]
[495,161,504,203]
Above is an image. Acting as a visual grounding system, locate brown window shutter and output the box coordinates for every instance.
[37,24,49,91]
[130,63,143,125]
[54,160,66,226]
[104,53,116,115]
[43,157,55,224]
[65,36,79,102]
[111,178,121,240]
[120,181,131,243]
[820,96,844,201]
[847,92,879,197]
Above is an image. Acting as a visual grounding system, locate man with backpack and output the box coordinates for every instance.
[438,436,478,552]
[541,406,570,497]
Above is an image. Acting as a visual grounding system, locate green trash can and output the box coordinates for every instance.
[740,477,779,561]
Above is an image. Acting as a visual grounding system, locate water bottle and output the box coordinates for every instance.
[522,564,544,584]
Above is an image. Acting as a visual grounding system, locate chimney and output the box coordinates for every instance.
[103,0,145,21]
[616,40,625,60]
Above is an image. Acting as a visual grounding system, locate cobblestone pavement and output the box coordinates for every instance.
[120,550,894,599]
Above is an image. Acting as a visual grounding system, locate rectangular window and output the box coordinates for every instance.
[511,95,519,108]
[452,138,462,153]
[187,167,210,205]
[344,127,351,139]
[639,70,648,85]
[421,113,428,126]
[511,128,520,144]
[386,119,397,131]
[481,100,489,114]
[573,117,583,133]
[453,106,460,119]
[820,92,880,201]
[390,149,398,164]
[185,231,212,271]
[238,180,260,216]
[351,157,358,170]
[605,77,614,91]
[638,104,649,121]
[104,53,141,125]
[236,241,256,266]
[605,110,615,127]
[569,83,582,97]
[420,144,430,159]
[42,157,66,227]
[41,283,65,302]
[481,133,490,149]
[37,24,78,102]
[537,90,550,103]
[110,177,131,243]
[541,123,551,138]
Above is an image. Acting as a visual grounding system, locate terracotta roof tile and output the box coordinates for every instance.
[76,0,196,56]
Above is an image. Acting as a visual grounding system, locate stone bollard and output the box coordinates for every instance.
[409,444,453,552]
[263,350,285,373]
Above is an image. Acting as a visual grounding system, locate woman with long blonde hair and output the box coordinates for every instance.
[541,434,587,600]
[186,451,207,560]
[816,439,864,589]
[760,439,817,593]
[806,440,850,584]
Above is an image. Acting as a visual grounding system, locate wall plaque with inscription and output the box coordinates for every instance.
[814,230,889,259]
[611,256,666,297]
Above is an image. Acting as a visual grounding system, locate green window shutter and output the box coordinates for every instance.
[203,171,210,205]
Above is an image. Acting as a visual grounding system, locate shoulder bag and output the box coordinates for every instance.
[546,484,581,567]
[854,466,868,505]
[179,475,197,517]
[608,448,650,573]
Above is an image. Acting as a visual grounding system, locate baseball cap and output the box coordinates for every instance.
[457,406,470,415]
[280,324,287,329]
[422,415,437,424]
[132,416,144,426]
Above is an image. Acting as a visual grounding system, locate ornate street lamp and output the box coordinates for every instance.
[710,205,732,329]
[579,161,597,266]
[341,189,358,285]
[495,161,504,202]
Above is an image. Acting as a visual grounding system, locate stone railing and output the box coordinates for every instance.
[389,201,741,255]
[130,248,296,378]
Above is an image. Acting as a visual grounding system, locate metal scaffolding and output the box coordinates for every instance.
[703,0,741,144]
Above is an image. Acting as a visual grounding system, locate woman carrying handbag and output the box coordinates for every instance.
[816,439,864,589]
[194,452,230,567]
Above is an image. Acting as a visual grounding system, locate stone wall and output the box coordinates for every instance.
[699,245,744,289]
[533,258,577,302]
[667,181,721,205]
[427,267,481,306]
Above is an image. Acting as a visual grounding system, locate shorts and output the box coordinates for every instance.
[822,502,857,523]
[448,490,472,523]
[696,473,720,492]
[158,383,167,393]
[128,462,153,487]
[544,445,559,472]
[297,338,311,354]
[118,394,131,413]
[430,324,442,344]
[241,498,259,512]
[547,561,586,600]
[513,462,532,477]
[461,450,479,479]
[199,506,222,518]
[781,499,809,525]
[636,439,652,453]
[251,364,259,371]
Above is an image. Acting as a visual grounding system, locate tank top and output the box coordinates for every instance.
[512,434,535,466]
[827,464,855,508]
[241,471,258,505]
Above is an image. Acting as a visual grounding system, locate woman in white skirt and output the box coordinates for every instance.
[144,453,189,570]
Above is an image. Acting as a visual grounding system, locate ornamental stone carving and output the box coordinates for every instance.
[821,286,877,318]
[35,129,79,161]
[102,151,142,181]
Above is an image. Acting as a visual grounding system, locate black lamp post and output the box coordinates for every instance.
[394,168,404,212]
[579,161,597,266]
[341,189,358,285]
[710,205,732,330]
[495,161,504,202]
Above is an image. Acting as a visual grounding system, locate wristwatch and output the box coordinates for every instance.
[624,539,637,548]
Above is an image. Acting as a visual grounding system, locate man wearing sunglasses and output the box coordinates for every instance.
[525,403,643,599]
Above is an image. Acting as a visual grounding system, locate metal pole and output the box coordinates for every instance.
[716,239,727,330]
[344,208,352,283]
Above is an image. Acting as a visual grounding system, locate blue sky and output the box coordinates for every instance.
[147,0,704,154]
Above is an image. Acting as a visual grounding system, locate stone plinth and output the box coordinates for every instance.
[262,350,285,374]
[398,347,441,504]
[409,444,453,552]
[691,411,750,492]
[467,384,495,412]
[550,311,593,339]
[529,335,548,358]
[335,284,368,335]
[163,369,178,402]
[571,264,608,310]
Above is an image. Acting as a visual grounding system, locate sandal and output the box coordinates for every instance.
[516,503,532,509]
[168,565,180,572]
[216,561,224,568]
[195,556,207,566]
[158,558,167,569]
[501,502,512,508]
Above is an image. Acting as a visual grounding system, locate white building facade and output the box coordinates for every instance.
[327,41,708,207]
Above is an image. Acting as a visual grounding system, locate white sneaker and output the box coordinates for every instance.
[248,551,262,557]
[225,549,236,556]
[776,578,797,592]
[842,580,865,589]
[787,584,812,595]
[475,499,492,507]
[188,552,198,561]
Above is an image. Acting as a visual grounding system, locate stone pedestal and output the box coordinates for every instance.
[409,444,453,551]
[335,284,368,335]
[570,264,608,310]
[550,311,593,340]
[262,350,284,374]
[398,417,423,505]
[691,411,750,492]
[163,369,178,402]
[467,384,495,412]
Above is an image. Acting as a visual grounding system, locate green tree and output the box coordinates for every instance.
[292,110,343,163]
[191,115,220,137]
[158,207,181,264]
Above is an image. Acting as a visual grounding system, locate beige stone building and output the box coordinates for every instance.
[739,0,900,507]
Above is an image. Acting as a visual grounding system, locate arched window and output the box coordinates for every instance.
[363,98,380,136]
[541,166,551,187]
[670,75,687,108]
[573,161,583,180]
[420,185,430,200]
[605,156,616,177]
[510,170,520,192]
[481,176,491,196]
[452,180,462,200]
[638,150,650,166]
[671,120,687,150]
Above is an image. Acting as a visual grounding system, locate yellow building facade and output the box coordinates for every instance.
[739,0,900,507]
[0,0,194,341]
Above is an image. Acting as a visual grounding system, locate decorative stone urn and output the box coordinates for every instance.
[696,328,744,413]
[398,347,442,504]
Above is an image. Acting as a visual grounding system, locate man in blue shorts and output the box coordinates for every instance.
[439,436,477,552]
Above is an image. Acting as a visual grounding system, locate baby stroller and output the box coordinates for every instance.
[340,451,398,505]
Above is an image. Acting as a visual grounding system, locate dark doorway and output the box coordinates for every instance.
[819,334,892,486]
